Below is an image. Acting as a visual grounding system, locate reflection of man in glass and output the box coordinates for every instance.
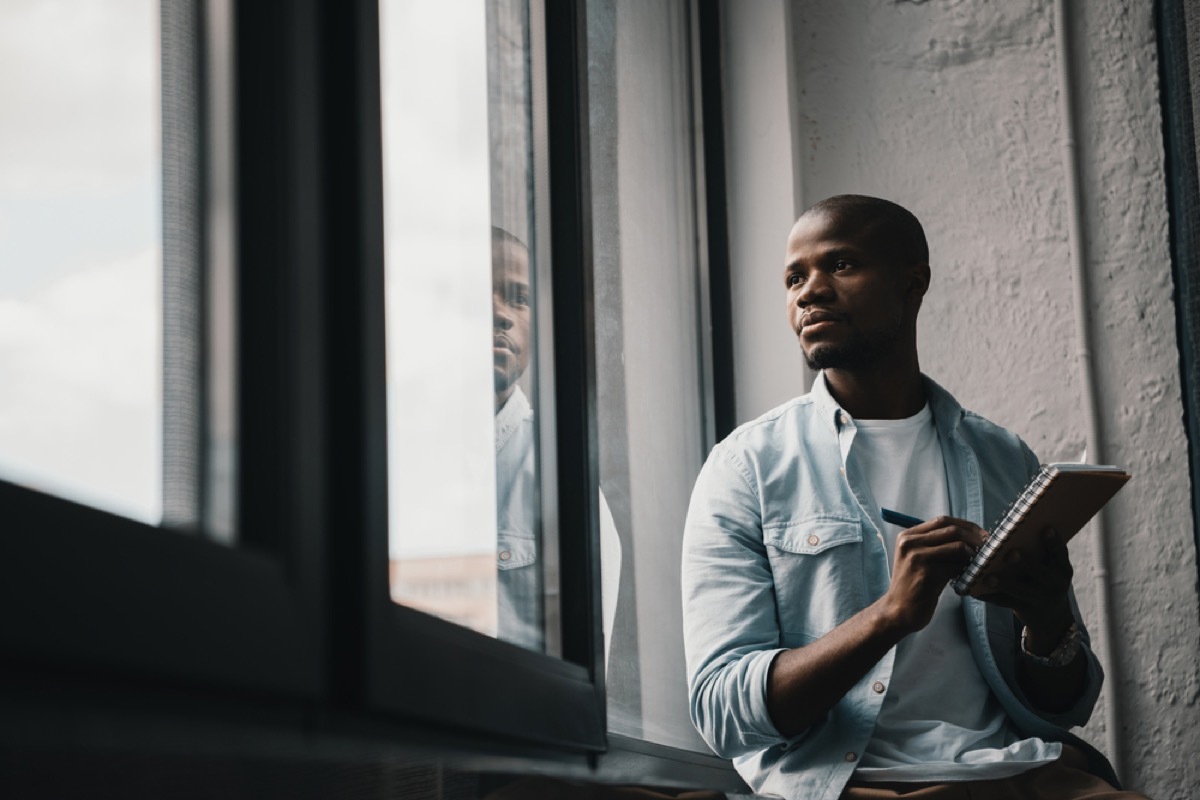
[491,226,621,658]
[491,226,542,651]
[492,227,533,414]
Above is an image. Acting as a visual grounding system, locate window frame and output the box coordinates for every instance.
[1158,0,1200,599]
[350,0,609,753]
[353,1,748,787]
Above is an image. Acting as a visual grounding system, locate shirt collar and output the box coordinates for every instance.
[922,374,965,438]
[810,370,965,435]
[810,371,849,434]
[495,385,532,452]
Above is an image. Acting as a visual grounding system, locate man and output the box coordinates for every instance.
[681,196,1148,799]
[492,225,543,651]
[492,226,622,657]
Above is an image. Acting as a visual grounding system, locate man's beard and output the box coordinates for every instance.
[494,363,519,396]
[801,323,901,372]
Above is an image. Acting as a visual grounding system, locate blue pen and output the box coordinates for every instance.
[881,508,924,528]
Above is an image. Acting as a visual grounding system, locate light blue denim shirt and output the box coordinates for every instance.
[681,373,1115,800]
[496,386,542,651]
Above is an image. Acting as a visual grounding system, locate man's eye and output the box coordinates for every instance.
[832,259,852,272]
[786,274,803,287]
[510,291,530,308]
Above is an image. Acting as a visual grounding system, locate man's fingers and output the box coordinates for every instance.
[899,517,988,549]
[1043,527,1072,571]
[982,574,1042,605]
[905,539,979,572]
[973,590,1018,609]
[986,542,1073,590]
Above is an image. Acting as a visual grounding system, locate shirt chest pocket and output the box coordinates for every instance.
[764,518,867,643]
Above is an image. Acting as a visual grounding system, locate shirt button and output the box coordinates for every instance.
[806,534,820,546]
[499,550,511,562]
[845,752,857,763]
[873,681,886,694]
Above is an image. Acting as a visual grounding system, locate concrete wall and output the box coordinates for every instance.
[725,1,1200,796]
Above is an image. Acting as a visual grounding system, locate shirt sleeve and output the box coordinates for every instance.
[681,444,795,758]
[1009,586,1106,730]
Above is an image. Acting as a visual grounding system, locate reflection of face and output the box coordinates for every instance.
[783,211,918,372]
[493,239,532,407]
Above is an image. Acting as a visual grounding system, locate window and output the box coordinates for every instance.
[363,0,607,753]
[381,0,557,655]
[0,0,237,542]
[368,0,741,774]
[1,0,748,793]
[0,0,319,699]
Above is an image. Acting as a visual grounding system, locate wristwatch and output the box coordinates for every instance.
[1020,621,1082,667]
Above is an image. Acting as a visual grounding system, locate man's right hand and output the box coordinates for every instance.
[766,515,986,737]
[880,516,988,634]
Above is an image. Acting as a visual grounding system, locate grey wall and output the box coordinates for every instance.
[724,1,1200,796]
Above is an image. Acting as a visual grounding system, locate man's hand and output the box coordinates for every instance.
[766,515,985,737]
[881,516,988,634]
[973,528,1075,652]
[973,527,1087,712]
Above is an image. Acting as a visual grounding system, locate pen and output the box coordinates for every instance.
[881,508,925,528]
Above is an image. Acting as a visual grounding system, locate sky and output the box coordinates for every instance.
[0,0,161,522]
[381,0,499,559]
[0,0,500,558]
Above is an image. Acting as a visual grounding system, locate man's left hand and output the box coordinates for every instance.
[973,528,1075,654]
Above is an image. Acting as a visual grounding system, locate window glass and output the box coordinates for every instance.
[0,1,161,523]
[588,0,713,752]
[382,0,555,654]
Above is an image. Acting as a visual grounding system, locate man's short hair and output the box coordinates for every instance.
[491,225,529,253]
[803,194,929,268]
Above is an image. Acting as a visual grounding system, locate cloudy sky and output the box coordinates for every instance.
[0,0,500,558]
[0,0,160,522]
[381,0,498,559]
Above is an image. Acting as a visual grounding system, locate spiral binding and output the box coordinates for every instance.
[951,465,1058,594]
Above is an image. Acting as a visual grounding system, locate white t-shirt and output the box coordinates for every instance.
[847,404,1060,782]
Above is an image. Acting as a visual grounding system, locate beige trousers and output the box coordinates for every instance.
[840,746,1150,800]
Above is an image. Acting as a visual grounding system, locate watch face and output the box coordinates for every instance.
[1021,622,1081,667]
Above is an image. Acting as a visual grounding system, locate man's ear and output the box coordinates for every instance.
[906,263,931,302]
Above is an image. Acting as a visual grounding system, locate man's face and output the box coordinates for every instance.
[783,211,925,372]
[493,239,532,399]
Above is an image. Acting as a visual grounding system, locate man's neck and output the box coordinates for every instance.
[495,385,515,414]
[822,359,925,421]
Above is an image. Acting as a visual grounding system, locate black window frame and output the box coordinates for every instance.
[1157,0,1200,596]
[335,0,609,753]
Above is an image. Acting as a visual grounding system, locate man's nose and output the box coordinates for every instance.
[494,297,514,329]
[796,271,834,305]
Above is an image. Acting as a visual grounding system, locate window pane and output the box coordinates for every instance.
[588,0,712,752]
[0,1,161,523]
[382,0,554,654]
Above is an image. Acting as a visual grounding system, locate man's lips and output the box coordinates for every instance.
[493,334,520,355]
[799,309,846,331]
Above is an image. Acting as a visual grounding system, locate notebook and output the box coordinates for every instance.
[952,463,1131,596]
